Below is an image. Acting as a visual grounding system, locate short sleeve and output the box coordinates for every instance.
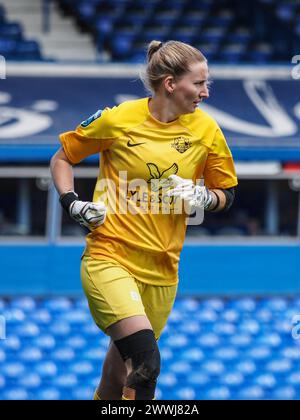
[59,107,117,164]
[203,127,238,189]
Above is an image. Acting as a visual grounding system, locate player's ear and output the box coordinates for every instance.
[163,75,176,94]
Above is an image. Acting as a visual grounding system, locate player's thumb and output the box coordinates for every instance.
[168,174,184,186]
[90,202,106,214]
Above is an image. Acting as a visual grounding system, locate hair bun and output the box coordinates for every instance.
[147,40,163,62]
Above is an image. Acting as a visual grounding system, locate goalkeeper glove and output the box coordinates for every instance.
[59,191,106,230]
[167,175,214,210]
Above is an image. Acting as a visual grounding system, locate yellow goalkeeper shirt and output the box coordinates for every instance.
[59,97,238,286]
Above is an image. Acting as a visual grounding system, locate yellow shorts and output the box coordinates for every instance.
[80,256,177,340]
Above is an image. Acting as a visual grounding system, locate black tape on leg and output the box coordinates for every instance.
[114,329,160,400]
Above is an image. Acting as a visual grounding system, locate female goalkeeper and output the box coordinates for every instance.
[50,40,237,400]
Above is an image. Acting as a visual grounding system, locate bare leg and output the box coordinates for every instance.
[97,341,127,400]
[96,315,153,400]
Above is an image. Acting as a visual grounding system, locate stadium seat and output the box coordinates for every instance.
[271,386,296,400]
[2,388,29,401]
[34,362,58,379]
[203,386,231,400]
[237,385,265,400]
[36,388,61,400]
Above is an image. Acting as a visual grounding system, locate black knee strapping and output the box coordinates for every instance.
[114,329,160,400]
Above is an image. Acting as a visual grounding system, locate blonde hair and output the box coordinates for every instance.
[141,40,206,93]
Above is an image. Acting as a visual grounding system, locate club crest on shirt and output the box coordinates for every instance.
[171,136,192,153]
[80,109,103,127]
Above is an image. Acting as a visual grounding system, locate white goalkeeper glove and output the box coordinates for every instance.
[167,175,214,211]
[60,191,106,230]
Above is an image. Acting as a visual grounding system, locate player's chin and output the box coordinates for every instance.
[189,103,199,112]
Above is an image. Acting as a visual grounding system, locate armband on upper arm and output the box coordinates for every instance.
[222,187,236,211]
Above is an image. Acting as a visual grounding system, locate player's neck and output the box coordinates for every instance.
[148,96,181,123]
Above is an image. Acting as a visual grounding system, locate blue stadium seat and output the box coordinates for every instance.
[213,347,240,362]
[195,309,218,323]
[229,333,252,348]
[69,361,94,377]
[181,348,204,363]
[197,333,221,348]
[271,386,296,400]
[19,347,43,364]
[257,333,282,348]
[286,371,300,387]
[246,346,272,362]
[0,349,6,364]
[200,27,227,44]
[42,297,72,313]
[18,373,42,390]
[158,372,178,389]
[14,322,40,339]
[52,348,76,364]
[221,309,239,323]
[53,373,78,389]
[221,372,245,388]
[0,374,5,391]
[266,359,293,374]
[202,298,225,312]
[34,361,58,379]
[15,40,41,60]
[186,372,210,387]
[30,309,52,326]
[160,347,174,362]
[10,297,35,311]
[33,335,56,352]
[49,321,71,338]
[168,361,192,377]
[248,44,274,63]
[83,348,106,362]
[72,386,94,400]
[214,322,236,336]
[0,22,23,41]
[2,388,29,400]
[175,387,197,400]
[111,36,134,60]
[2,362,26,379]
[235,360,257,376]
[36,388,61,400]
[65,335,87,350]
[203,386,231,400]
[255,373,277,391]
[237,385,265,400]
[0,39,17,58]
[218,44,246,63]
[276,4,295,21]
[2,335,22,352]
[0,298,5,311]
[201,359,225,376]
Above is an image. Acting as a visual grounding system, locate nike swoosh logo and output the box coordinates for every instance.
[127,140,146,147]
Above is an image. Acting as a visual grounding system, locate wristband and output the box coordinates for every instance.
[207,191,220,212]
[59,191,78,212]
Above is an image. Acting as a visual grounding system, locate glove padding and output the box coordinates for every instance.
[167,175,213,211]
[69,200,106,230]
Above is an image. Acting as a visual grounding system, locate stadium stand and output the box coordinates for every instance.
[0,4,42,60]
[56,0,300,62]
[0,296,299,400]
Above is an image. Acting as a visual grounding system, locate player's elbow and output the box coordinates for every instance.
[50,147,73,169]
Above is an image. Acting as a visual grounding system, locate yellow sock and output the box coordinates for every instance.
[93,390,101,400]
